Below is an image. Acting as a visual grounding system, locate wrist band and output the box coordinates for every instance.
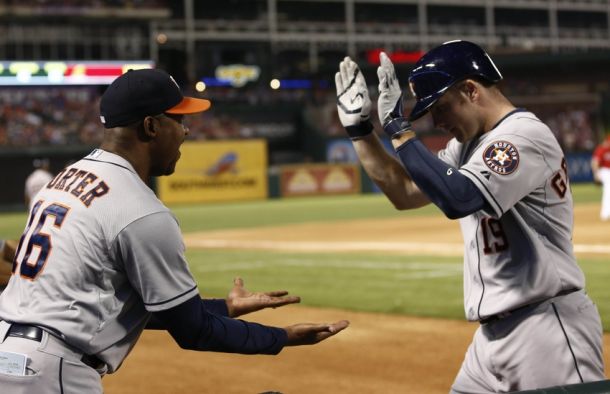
[345,120,374,140]
[383,117,412,139]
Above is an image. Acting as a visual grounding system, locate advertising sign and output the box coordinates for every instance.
[280,164,360,197]
[158,140,268,204]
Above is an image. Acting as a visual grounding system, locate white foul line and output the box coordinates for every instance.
[186,239,463,255]
[185,239,610,256]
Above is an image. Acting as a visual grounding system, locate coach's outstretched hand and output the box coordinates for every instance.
[0,239,17,287]
[226,277,301,318]
[284,320,350,346]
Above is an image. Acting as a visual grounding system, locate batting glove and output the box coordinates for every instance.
[335,56,373,140]
[377,52,412,139]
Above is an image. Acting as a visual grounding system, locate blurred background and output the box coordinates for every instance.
[0,0,609,210]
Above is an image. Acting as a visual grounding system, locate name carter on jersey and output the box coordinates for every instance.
[46,167,110,207]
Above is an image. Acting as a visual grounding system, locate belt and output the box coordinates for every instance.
[6,323,104,369]
[479,288,579,325]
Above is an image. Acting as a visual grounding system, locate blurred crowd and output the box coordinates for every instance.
[0,88,101,147]
[0,85,601,154]
[2,0,167,8]
[0,86,299,146]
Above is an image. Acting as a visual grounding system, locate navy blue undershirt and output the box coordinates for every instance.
[395,138,486,219]
[151,295,287,354]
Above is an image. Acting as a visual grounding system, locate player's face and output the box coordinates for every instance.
[149,113,189,176]
[429,83,481,143]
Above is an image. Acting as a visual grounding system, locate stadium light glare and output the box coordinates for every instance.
[157,33,168,45]
[270,79,280,89]
[195,81,206,92]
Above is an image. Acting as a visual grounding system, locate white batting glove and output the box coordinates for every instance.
[377,52,412,139]
[335,56,373,140]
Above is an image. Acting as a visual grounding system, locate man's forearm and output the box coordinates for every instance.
[352,133,429,210]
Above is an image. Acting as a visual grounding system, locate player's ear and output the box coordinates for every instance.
[139,116,158,142]
[459,80,478,102]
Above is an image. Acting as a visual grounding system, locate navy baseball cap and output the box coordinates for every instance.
[100,68,211,128]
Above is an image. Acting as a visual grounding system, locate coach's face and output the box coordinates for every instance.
[148,113,189,176]
[429,80,482,143]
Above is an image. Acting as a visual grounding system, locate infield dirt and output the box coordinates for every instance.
[103,203,610,393]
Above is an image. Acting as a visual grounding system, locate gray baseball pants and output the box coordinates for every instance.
[0,320,105,394]
[451,290,605,393]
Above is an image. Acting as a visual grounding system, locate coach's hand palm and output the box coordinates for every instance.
[226,277,301,318]
[284,320,350,346]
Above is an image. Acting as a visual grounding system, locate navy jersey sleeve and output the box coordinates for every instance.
[154,295,287,354]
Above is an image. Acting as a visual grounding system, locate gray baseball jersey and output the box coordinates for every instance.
[438,110,604,392]
[0,149,199,373]
[438,110,584,322]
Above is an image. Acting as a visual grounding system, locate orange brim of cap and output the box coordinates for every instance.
[166,96,211,114]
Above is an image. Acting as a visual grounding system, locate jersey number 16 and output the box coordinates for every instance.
[12,201,71,280]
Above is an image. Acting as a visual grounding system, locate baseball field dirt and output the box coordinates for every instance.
[102,203,610,393]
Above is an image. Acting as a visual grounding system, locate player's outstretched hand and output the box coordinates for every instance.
[335,56,373,140]
[284,320,350,346]
[226,277,301,318]
[377,51,412,139]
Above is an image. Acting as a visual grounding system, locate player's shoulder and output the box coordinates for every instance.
[489,109,556,145]
[58,151,169,216]
[500,109,549,132]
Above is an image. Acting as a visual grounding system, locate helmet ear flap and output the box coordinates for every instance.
[407,40,502,121]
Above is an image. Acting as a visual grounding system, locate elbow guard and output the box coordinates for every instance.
[396,138,486,219]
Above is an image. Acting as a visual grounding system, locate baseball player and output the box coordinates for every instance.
[591,135,610,221]
[24,158,54,210]
[0,68,349,394]
[335,40,605,392]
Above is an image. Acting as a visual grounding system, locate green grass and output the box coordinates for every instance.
[571,182,604,204]
[189,250,610,330]
[580,258,610,331]
[188,249,465,320]
[170,194,438,233]
[0,183,601,237]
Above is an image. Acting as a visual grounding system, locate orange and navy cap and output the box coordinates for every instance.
[99,68,211,128]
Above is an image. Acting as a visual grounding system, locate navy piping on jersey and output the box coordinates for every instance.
[474,218,485,321]
[144,285,198,307]
[552,303,584,383]
[82,157,136,174]
[461,168,504,216]
[490,108,528,130]
[59,357,64,394]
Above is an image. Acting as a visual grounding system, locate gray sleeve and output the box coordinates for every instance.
[437,138,461,167]
[459,135,553,218]
[113,212,199,312]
